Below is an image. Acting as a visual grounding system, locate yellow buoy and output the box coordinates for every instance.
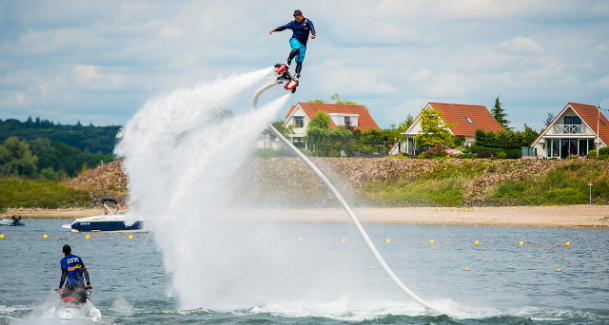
[129,235,134,240]
[0,234,4,239]
[385,239,390,243]
[464,267,469,271]
[85,235,90,240]
[474,241,479,246]
[430,239,434,244]
[475,225,477,227]
[556,268,562,272]
[519,241,524,246]
[508,226,511,228]
[43,235,48,239]
[299,238,303,242]
[57,217,60,219]
[341,238,346,243]
[565,242,570,247]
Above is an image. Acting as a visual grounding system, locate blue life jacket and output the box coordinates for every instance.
[60,254,85,285]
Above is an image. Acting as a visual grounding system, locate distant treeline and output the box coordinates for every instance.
[0,137,114,180]
[0,117,121,154]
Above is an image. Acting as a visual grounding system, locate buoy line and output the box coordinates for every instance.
[252,80,439,312]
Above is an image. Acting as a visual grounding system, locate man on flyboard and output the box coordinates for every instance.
[269,9,316,84]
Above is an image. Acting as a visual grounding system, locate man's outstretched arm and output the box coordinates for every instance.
[270,24,289,34]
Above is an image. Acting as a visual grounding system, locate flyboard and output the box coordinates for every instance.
[251,65,439,312]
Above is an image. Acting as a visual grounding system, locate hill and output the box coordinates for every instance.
[0,117,121,154]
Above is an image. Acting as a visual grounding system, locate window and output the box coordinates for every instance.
[579,139,588,156]
[564,116,572,124]
[561,139,569,158]
[344,117,350,125]
[294,116,304,128]
[465,116,473,124]
[552,139,560,157]
[573,117,581,124]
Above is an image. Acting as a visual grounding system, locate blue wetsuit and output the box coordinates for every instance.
[274,18,315,76]
[59,254,91,303]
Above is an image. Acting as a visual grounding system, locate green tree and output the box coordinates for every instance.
[0,137,38,177]
[491,96,510,129]
[308,110,332,129]
[414,108,457,148]
[330,93,358,105]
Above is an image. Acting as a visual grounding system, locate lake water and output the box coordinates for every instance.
[1,218,608,324]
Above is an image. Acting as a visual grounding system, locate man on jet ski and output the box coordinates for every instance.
[58,244,92,303]
[11,215,21,226]
[269,9,316,83]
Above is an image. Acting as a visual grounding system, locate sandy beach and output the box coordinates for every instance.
[3,205,609,228]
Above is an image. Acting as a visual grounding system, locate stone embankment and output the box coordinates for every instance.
[64,157,607,207]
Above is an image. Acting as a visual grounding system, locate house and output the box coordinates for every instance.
[530,102,608,159]
[401,102,504,154]
[277,102,381,148]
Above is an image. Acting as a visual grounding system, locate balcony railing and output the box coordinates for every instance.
[552,124,587,134]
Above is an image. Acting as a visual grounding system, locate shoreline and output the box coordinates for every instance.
[2,205,609,228]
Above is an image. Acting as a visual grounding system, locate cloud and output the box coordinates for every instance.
[594,44,607,53]
[0,92,27,107]
[316,60,399,96]
[74,65,98,81]
[498,36,543,53]
[159,27,182,40]
[429,73,467,97]
[600,74,609,89]
[409,69,432,82]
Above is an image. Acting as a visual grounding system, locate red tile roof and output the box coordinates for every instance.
[285,102,381,131]
[569,103,609,146]
[426,102,505,136]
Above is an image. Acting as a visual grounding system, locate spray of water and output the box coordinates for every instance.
[115,68,301,309]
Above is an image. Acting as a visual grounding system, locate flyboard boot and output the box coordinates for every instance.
[274,63,299,93]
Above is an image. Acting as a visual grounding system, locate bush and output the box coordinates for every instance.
[599,147,609,155]
[469,145,521,159]
[420,144,449,159]
[497,152,507,159]
[566,154,579,160]
[587,150,597,158]
[599,154,609,160]
[477,150,496,158]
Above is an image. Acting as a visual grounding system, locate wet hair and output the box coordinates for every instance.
[63,244,71,255]
[293,9,303,17]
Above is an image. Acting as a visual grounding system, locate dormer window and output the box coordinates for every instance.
[465,116,473,124]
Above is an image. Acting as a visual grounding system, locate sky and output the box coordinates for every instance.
[1,0,608,131]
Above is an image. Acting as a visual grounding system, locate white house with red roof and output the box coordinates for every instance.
[259,102,380,149]
[401,102,504,154]
[530,102,608,159]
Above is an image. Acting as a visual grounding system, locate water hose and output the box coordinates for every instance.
[252,80,438,312]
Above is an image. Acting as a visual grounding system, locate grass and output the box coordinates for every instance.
[0,177,92,209]
[361,159,609,206]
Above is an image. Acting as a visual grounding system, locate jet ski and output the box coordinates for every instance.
[42,289,101,322]
[62,199,143,233]
[0,216,25,226]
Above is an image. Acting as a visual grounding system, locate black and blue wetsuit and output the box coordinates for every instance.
[274,18,316,77]
[59,254,91,303]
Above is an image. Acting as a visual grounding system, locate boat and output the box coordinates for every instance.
[42,289,101,322]
[0,216,25,226]
[62,199,143,233]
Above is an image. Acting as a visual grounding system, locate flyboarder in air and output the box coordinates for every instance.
[269,9,316,84]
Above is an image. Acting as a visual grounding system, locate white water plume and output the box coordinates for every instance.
[116,68,298,309]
